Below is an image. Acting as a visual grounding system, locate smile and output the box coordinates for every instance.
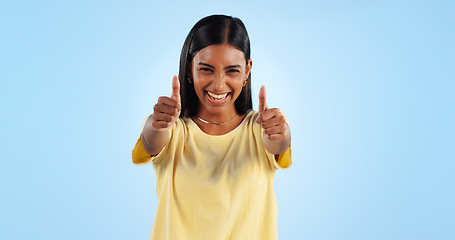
[206,91,230,103]
[207,91,229,100]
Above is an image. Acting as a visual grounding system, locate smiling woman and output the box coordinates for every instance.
[179,15,253,120]
[191,43,252,133]
[132,14,292,240]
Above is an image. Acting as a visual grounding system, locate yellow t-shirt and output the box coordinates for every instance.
[132,111,292,240]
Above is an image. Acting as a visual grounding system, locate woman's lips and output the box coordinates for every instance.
[206,91,230,104]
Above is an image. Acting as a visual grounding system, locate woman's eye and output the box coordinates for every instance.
[200,68,213,72]
[227,69,240,73]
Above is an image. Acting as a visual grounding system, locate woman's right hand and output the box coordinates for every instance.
[150,75,181,132]
[141,76,181,156]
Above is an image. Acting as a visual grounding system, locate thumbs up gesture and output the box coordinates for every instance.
[256,86,291,153]
[151,75,181,131]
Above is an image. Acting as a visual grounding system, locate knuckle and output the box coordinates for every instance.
[166,98,175,105]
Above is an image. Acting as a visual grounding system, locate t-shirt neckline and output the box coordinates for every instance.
[188,110,253,138]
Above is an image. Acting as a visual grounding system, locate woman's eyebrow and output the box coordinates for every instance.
[198,62,214,68]
[224,64,241,69]
[198,62,241,69]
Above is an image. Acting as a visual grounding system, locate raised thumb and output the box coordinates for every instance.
[258,85,267,113]
[171,75,180,102]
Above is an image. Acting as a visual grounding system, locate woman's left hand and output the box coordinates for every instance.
[256,86,291,154]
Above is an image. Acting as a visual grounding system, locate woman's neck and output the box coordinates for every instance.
[192,112,247,135]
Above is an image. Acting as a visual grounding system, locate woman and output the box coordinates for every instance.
[132,14,292,239]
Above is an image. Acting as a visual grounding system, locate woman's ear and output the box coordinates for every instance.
[186,69,193,84]
[187,61,193,82]
[245,59,253,79]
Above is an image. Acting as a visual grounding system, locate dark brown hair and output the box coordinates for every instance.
[178,14,252,117]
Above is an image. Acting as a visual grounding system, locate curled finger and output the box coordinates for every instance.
[266,133,287,141]
[264,125,287,136]
[154,104,179,116]
[151,120,171,130]
[158,96,179,108]
[152,112,174,123]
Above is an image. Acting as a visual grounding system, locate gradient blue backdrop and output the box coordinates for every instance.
[1,0,454,239]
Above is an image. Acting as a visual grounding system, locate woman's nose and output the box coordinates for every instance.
[212,73,226,90]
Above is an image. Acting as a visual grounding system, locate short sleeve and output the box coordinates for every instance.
[263,115,293,170]
[131,116,178,166]
[132,116,153,165]
[131,117,166,165]
[265,144,293,170]
[132,136,152,165]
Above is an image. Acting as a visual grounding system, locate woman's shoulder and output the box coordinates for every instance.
[243,110,259,125]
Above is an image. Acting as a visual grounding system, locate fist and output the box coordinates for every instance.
[256,85,288,141]
[151,75,181,131]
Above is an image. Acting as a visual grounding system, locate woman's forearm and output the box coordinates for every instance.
[262,123,291,155]
[141,115,171,156]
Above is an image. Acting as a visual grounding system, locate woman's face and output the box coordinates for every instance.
[191,43,252,118]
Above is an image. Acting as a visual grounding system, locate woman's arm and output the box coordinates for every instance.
[142,76,181,156]
[260,117,291,155]
[256,86,291,155]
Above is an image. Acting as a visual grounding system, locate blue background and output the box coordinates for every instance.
[1,0,454,239]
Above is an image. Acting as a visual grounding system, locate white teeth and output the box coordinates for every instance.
[207,92,228,100]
